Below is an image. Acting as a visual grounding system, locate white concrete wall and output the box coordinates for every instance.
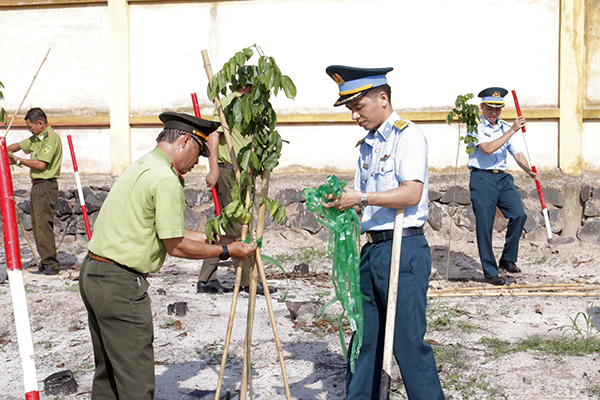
[0,0,590,175]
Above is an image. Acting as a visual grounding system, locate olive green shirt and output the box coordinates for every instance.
[214,91,252,164]
[88,147,186,273]
[19,125,62,180]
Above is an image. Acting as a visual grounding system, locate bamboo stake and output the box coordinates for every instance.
[3,48,51,139]
[17,214,38,267]
[201,50,240,181]
[202,50,253,400]
[243,169,291,399]
[215,172,254,400]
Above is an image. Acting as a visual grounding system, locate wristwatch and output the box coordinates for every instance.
[16,158,21,166]
[358,192,369,208]
[219,245,230,260]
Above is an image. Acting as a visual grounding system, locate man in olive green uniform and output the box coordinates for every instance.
[79,112,257,400]
[8,107,62,275]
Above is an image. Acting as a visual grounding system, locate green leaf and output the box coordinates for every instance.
[281,75,297,99]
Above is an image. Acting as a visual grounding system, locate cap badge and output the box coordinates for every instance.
[493,91,500,98]
[332,74,345,85]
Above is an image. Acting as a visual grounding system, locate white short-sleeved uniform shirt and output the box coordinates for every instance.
[353,112,429,232]
[467,117,523,171]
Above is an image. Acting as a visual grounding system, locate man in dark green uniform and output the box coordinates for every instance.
[79,112,257,400]
[8,107,62,275]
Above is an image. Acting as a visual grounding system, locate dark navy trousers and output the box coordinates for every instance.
[346,235,445,400]
[469,170,527,279]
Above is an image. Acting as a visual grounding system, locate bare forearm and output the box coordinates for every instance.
[366,181,423,208]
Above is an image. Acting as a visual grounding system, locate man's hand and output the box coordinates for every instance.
[528,169,540,181]
[228,241,257,260]
[323,186,361,211]
[510,116,526,134]
[206,168,219,190]
[8,155,18,165]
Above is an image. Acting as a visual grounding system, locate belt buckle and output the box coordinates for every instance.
[366,233,373,243]
[492,169,500,174]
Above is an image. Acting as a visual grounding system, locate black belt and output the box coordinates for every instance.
[365,227,424,244]
[88,251,148,278]
[31,178,57,184]
[470,167,504,174]
[218,163,233,170]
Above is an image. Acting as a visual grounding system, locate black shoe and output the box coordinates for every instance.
[241,283,277,296]
[33,265,59,276]
[485,276,506,286]
[499,259,521,273]
[197,280,233,294]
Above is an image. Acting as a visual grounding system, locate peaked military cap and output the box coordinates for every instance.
[326,65,393,106]
[159,112,220,158]
[478,87,508,108]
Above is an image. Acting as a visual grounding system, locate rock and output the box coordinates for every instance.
[276,188,305,207]
[440,186,471,205]
[17,199,31,214]
[584,199,600,217]
[428,202,445,231]
[293,262,310,274]
[577,218,600,245]
[65,215,87,235]
[184,208,203,231]
[525,226,550,242]
[428,189,442,202]
[454,205,476,231]
[0,263,6,284]
[531,187,564,208]
[14,188,28,197]
[518,189,529,200]
[17,211,32,231]
[43,370,78,396]
[548,209,564,233]
[83,188,107,213]
[167,302,188,317]
[185,188,201,207]
[295,203,322,234]
[524,209,544,233]
[182,390,238,399]
[55,197,72,220]
[581,185,591,202]
[286,300,323,321]
[493,208,508,232]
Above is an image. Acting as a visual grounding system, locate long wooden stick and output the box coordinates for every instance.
[381,208,405,400]
[17,214,38,267]
[201,50,240,182]
[214,171,254,400]
[242,169,291,399]
[3,48,51,139]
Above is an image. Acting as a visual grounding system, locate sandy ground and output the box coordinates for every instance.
[1,173,600,400]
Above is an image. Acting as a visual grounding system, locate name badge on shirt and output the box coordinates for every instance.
[363,163,369,170]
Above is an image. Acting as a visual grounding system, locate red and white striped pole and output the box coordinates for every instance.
[0,138,40,400]
[511,90,553,242]
[191,93,221,216]
[67,135,92,240]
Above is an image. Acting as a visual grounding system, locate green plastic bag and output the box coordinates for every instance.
[302,175,365,372]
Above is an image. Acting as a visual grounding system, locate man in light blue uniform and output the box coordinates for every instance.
[467,87,539,286]
[324,66,444,400]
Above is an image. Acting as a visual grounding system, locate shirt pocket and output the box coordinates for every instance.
[373,159,396,190]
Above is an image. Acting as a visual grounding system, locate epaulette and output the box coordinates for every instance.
[393,119,409,131]
[355,137,366,147]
